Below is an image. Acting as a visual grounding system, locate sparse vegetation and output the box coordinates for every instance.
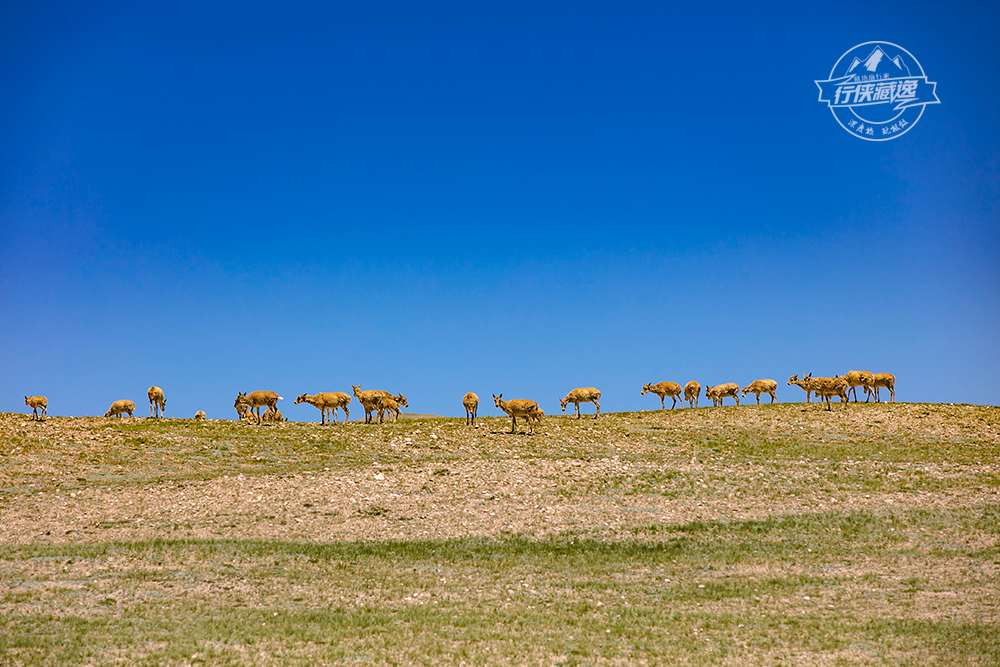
[1,402,998,665]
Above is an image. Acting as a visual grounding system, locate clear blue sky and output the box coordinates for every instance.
[2,0,998,419]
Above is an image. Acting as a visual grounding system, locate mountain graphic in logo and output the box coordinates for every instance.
[817,41,940,141]
[845,46,911,79]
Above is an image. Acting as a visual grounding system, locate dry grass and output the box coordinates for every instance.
[1,402,998,665]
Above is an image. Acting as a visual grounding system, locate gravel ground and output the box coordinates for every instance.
[2,402,997,547]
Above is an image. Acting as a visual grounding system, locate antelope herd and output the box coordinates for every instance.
[787,372,896,411]
[20,370,898,427]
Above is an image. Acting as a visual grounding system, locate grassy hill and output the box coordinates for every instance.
[1,402,998,665]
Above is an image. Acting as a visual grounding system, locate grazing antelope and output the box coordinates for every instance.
[684,381,700,408]
[705,383,740,407]
[24,395,47,420]
[641,382,684,409]
[866,373,896,402]
[105,400,136,418]
[234,391,283,424]
[462,392,479,426]
[294,392,352,424]
[560,387,601,419]
[741,379,778,405]
[147,386,166,418]
[493,394,541,434]
[843,371,875,402]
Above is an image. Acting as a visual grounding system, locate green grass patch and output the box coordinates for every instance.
[2,505,998,665]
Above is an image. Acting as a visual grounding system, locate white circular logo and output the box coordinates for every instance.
[815,41,940,141]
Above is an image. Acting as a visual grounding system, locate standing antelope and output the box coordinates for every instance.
[530,407,544,424]
[811,376,850,411]
[787,374,816,403]
[493,394,541,434]
[843,371,876,402]
[234,391,283,424]
[560,387,601,419]
[351,384,398,423]
[25,396,47,420]
[294,392,352,424]
[741,379,777,405]
[684,381,700,408]
[148,386,166,418]
[376,394,408,422]
[705,383,740,407]
[866,373,896,402]
[641,382,684,409]
[463,392,479,426]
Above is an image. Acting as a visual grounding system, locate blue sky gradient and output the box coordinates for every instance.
[2,1,998,419]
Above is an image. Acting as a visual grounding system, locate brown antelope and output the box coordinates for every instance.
[705,383,740,407]
[843,371,875,402]
[463,392,479,426]
[261,406,284,423]
[741,379,777,405]
[234,391,283,424]
[641,382,684,409]
[560,387,601,419]
[684,381,700,408]
[811,376,850,411]
[529,407,544,424]
[866,373,896,402]
[376,394,408,422]
[351,384,399,423]
[147,386,166,418]
[787,374,816,402]
[24,396,47,420]
[105,400,136,418]
[493,394,541,434]
[294,392,352,424]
